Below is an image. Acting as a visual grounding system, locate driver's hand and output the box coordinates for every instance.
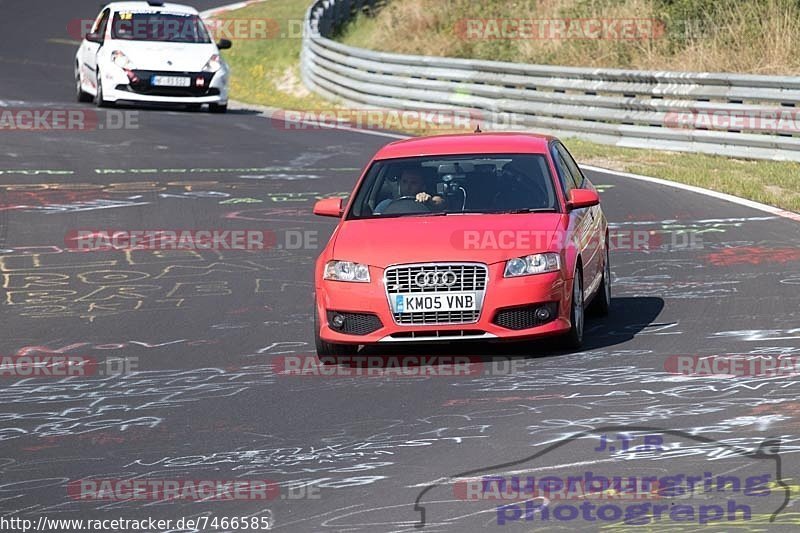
[415,192,431,203]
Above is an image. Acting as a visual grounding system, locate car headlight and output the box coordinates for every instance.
[202,54,222,73]
[504,253,560,277]
[324,261,370,282]
[111,50,134,70]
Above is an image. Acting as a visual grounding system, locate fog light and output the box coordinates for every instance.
[535,307,551,321]
[331,314,346,328]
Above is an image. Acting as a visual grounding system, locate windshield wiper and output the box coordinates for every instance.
[368,211,449,219]
[492,208,558,214]
[405,211,450,217]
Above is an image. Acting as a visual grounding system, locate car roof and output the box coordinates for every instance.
[373,132,557,160]
[103,1,199,15]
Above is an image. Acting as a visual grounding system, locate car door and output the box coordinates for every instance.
[556,142,604,297]
[83,8,110,88]
[550,142,597,295]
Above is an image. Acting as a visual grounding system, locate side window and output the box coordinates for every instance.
[551,143,579,195]
[93,8,110,39]
[556,143,585,188]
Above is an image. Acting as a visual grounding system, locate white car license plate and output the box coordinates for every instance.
[151,76,191,87]
[392,292,477,313]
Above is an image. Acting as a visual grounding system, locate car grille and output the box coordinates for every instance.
[388,329,486,339]
[384,263,487,325]
[493,303,558,330]
[327,311,383,336]
[118,70,219,97]
[385,264,487,293]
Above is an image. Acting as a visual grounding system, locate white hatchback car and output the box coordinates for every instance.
[75,1,231,112]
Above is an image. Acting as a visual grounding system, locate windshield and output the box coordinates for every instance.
[111,12,212,43]
[347,154,559,219]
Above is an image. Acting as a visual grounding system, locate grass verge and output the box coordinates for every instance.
[214,0,330,110]
[564,139,800,213]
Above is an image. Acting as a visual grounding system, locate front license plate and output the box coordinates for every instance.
[151,75,191,87]
[392,292,477,313]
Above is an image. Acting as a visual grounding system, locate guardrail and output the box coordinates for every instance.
[301,0,800,161]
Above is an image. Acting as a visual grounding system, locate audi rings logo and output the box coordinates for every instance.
[415,270,458,288]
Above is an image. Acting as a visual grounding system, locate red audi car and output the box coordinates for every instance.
[312,132,610,355]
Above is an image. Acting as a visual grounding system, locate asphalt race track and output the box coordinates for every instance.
[1,1,800,532]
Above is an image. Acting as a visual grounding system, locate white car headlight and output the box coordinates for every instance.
[202,54,222,73]
[504,253,560,277]
[111,50,134,70]
[324,261,370,282]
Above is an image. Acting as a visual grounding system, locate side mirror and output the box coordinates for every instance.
[85,32,103,44]
[313,197,344,218]
[217,39,232,50]
[567,189,599,210]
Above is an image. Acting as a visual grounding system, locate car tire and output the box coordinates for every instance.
[76,66,93,103]
[313,300,359,357]
[561,267,584,349]
[587,244,611,317]
[209,103,227,114]
[94,70,111,108]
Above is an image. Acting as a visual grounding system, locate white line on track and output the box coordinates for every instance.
[583,164,800,224]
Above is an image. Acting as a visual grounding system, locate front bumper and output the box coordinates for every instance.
[316,263,573,345]
[101,67,228,104]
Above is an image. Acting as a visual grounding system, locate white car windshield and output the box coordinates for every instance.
[110,12,212,43]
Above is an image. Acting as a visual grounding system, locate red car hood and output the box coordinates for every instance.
[332,213,566,266]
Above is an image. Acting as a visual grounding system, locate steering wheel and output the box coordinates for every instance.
[380,196,432,214]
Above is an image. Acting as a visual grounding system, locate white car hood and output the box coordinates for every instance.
[113,41,218,71]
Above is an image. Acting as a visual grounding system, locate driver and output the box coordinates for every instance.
[373,168,444,214]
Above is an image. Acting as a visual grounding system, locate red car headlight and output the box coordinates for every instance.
[324,261,371,282]
[504,253,560,277]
